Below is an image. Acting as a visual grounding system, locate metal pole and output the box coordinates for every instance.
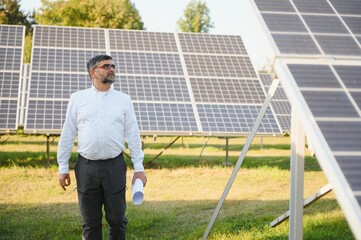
[223,137,231,166]
[198,136,210,160]
[289,106,305,240]
[202,79,280,239]
[46,134,50,167]
[147,136,181,164]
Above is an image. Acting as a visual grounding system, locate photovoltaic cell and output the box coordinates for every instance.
[288,64,341,88]
[336,156,361,198]
[254,0,295,12]
[184,55,257,78]
[0,25,24,132]
[302,90,360,118]
[292,0,335,14]
[115,75,190,102]
[315,35,361,56]
[29,73,92,99]
[0,25,24,47]
[109,30,178,52]
[0,48,22,71]
[330,0,361,15]
[261,13,307,33]
[133,102,198,132]
[342,17,361,35]
[33,25,106,49]
[350,92,361,109]
[178,33,248,55]
[112,52,184,75]
[31,48,107,72]
[190,77,264,104]
[302,15,349,34]
[0,99,18,130]
[0,72,21,98]
[334,66,361,88]
[26,100,68,131]
[318,121,361,152]
[197,104,279,134]
[272,34,321,55]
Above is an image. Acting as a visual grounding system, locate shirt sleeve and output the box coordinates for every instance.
[57,94,77,174]
[124,96,144,172]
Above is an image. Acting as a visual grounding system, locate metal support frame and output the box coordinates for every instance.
[46,134,50,167]
[146,136,181,165]
[223,137,231,166]
[270,184,333,227]
[198,136,210,160]
[289,106,305,240]
[202,79,280,239]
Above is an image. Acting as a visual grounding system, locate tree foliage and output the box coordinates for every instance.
[0,0,32,32]
[35,0,144,30]
[177,0,213,33]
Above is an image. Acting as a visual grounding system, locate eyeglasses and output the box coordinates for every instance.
[95,64,117,70]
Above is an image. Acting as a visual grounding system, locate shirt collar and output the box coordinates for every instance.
[91,84,113,95]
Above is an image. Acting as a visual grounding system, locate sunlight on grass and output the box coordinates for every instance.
[0,134,354,239]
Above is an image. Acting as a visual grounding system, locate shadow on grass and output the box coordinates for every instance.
[0,151,321,172]
[0,199,352,240]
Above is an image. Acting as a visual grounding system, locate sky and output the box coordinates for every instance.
[19,0,268,69]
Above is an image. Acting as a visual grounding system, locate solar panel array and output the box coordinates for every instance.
[250,0,361,237]
[0,25,25,133]
[255,0,361,56]
[24,25,281,136]
[259,73,291,132]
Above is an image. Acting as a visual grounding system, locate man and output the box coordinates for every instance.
[57,54,147,240]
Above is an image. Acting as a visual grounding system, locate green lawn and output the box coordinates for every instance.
[0,134,355,239]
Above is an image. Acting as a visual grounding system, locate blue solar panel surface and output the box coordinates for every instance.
[0,25,25,132]
[24,26,281,136]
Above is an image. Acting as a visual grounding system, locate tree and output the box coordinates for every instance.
[35,0,144,30]
[177,0,213,33]
[0,0,31,32]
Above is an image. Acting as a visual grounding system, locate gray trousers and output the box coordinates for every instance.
[75,153,127,240]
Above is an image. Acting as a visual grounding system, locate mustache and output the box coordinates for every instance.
[101,73,115,84]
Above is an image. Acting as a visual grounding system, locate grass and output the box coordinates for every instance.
[0,134,355,239]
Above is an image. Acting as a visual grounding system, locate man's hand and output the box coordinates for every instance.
[59,173,71,191]
[132,171,147,187]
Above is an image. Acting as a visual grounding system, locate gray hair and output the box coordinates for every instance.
[86,55,113,75]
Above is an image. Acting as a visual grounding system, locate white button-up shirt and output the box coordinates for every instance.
[57,85,144,174]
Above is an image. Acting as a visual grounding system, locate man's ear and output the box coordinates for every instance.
[89,68,95,78]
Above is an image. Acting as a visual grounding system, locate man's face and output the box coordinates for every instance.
[92,60,116,84]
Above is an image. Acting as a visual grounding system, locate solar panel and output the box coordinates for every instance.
[285,63,361,201]
[254,0,361,56]
[0,25,25,133]
[247,0,361,237]
[25,26,281,136]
